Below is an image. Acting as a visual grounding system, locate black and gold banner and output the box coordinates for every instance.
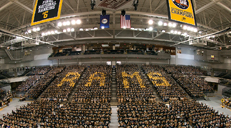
[31,0,63,26]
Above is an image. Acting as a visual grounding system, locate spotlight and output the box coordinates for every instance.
[63,29,67,32]
[193,28,198,32]
[36,27,40,31]
[33,28,37,32]
[63,22,67,26]
[123,26,126,29]
[158,21,163,26]
[148,19,153,25]
[121,10,126,16]
[149,27,153,31]
[28,30,31,33]
[71,20,76,25]
[101,26,105,29]
[58,22,62,27]
[94,27,98,30]
[67,28,71,32]
[76,19,81,24]
[163,23,168,26]
[71,28,75,32]
[66,21,70,26]
[102,10,106,16]
[79,28,83,31]
[162,30,165,32]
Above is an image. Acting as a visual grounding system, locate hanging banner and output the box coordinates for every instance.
[100,15,110,29]
[166,0,197,26]
[31,0,63,26]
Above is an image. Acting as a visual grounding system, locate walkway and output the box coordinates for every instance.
[109,106,119,128]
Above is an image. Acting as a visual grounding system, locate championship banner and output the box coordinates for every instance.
[166,0,197,26]
[100,15,110,29]
[31,0,63,26]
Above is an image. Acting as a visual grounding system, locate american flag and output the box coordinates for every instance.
[120,15,131,28]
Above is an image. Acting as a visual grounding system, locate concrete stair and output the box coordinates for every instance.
[111,68,117,106]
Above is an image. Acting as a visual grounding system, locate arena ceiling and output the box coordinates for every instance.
[0,0,230,49]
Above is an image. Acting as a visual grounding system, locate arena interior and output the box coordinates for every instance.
[0,0,231,127]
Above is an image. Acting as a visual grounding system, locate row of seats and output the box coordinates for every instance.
[50,50,158,57]
[27,66,51,75]
[16,75,41,92]
[163,65,205,75]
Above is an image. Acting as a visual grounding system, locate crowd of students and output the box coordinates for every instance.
[163,65,205,75]
[1,64,230,127]
[0,99,111,127]
[72,65,112,103]
[0,88,5,100]
[164,65,214,98]
[16,75,41,92]
[142,65,187,102]
[173,74,205,98]
[40,65,85,101]
[169,99,230,127]
[222,97,231,109]
[24,66,65,99]
[28,66,51,75]
[116,65,156,103]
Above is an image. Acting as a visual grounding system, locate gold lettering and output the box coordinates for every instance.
[57,72,80,87]
[85,72,105,87]
[122,72,145,88]
[147,72,171,86]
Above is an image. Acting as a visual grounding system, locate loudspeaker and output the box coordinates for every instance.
[121,10,126,16]
[102,10,106,16]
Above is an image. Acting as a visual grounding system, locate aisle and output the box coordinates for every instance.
[109,106,119,128]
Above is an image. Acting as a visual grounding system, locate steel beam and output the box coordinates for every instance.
[195,0,221,14]
[0,2,13,12]
[12,0,33,14]
[216,2,231,13]
[10,11,218,33]
[0,28,57,47]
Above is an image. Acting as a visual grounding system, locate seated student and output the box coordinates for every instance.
[19,95,26,101]
[0,100,2,107]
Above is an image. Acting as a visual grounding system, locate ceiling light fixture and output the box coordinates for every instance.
[76,19,81,24]
[148,19,153,25]
[158,21,163,26]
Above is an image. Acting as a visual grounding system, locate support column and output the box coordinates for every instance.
[82,45,85,53]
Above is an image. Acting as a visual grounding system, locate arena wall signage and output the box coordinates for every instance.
[31,0,63,26]
[166,0,197,26]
